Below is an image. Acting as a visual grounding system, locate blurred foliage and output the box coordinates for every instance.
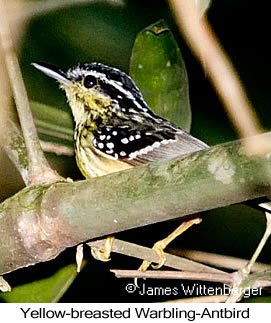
[30,101,73,146]
[0,0,271,302]
[0,263,78,303]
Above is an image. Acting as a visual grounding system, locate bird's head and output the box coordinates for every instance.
[32,62,149,125]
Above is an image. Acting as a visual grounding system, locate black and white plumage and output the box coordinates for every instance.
[32,62,208,177]
[91,122,208,166]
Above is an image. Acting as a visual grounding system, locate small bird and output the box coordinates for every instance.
[32,62,208,271]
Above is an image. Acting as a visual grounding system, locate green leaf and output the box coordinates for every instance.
[30,101,74,146]
[129,19,191,132]
[0,264,78,303]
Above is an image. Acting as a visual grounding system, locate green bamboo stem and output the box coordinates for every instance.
[1,133,271,275]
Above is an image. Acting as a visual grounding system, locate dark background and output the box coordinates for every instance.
[2,0,271,302]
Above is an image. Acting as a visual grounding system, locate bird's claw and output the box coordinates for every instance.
[135,218,202,286]
[134,241,167,288]
[91,247,111,262]
[90,236,115,262]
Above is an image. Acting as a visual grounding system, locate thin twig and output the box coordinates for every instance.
[246,212,271,273]
[37,127,73,142]
[2,118,29,185]
[87,239,225,274]
[226,212,271,303]
[0,0,62,185]
[40,141,74,156]
[0,42,11,156]
[168,0,268,155]
[111,269,233,285]
[169,248,270,272]
[248,269,271,289]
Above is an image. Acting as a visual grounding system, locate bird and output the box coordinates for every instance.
[30,61,218,272]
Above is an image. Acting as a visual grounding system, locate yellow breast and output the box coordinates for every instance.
[76,145,132,178]
[75,131,133,178]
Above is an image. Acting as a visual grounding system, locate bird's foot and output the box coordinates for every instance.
[135,218,202,287]
[91,236,115,262]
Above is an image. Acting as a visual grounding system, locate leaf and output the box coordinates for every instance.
[0,264,78,303]
[30,101,74,146]
[129,19,191,132]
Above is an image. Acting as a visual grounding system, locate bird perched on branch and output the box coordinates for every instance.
[31,61,219,273]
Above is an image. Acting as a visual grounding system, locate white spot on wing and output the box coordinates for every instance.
[121,138,129,144]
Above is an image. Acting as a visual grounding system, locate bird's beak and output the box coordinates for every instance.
[31,62,72,86]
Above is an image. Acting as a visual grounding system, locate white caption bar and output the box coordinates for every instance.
[0,303,269,322]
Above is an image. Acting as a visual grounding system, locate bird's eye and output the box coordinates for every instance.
[83,75,96,88]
